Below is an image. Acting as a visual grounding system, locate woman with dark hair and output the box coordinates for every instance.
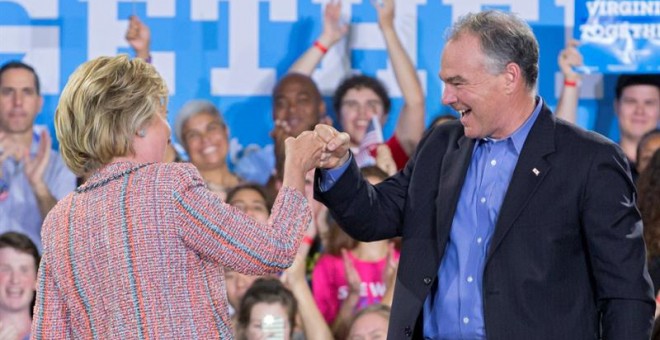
[638,149,660,300]
[636,129,660,175]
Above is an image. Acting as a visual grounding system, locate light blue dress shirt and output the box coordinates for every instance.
[0,126,76,253]
[423,99,543,339]
[319,99,543,339]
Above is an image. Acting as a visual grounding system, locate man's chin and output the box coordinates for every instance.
[462,127,483,140]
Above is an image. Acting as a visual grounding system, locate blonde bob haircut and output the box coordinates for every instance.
[56,55,168,176]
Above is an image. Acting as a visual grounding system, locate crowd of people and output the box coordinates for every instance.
[0,0,659,339]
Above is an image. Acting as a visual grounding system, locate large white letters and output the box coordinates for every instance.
[203,0,297,96]
[443,0,539,21]
[0,1,59,94]
[83,0,176,94]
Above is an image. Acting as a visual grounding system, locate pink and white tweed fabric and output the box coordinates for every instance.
[31,162,310,339]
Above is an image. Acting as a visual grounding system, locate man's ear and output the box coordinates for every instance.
[503,62,522,95]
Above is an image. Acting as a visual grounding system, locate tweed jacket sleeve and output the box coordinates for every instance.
[32,254,71,339]
[173,164,311,275]
[32,162,312,339]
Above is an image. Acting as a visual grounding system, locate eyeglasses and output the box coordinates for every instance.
[183,122,226,145]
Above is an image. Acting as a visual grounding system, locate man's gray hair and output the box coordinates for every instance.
[447,10,539,90]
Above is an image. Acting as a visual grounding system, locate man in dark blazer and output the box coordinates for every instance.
[312,10,654,340]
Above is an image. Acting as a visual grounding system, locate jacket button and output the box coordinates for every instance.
[404,326,412,337]
[423,277,432,285]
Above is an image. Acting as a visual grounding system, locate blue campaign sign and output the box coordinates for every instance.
[1,0,618,167]
[575,0,660,74]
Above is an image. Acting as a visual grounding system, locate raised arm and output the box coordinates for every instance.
[376,0,425,156]
[555,39,582,123]
[23,130,57,219]
[125,15,151,60]
[280,226,334,340]
[176,132,325,275]
[288,0,348,75]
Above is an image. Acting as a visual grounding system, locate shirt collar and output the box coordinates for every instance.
[481,97,543,154]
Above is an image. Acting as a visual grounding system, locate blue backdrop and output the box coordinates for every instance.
[0,0,627,163]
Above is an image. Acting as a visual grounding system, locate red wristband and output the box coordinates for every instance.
[313,41,328,54]
[302,236,314,246]
[564,79,578,87]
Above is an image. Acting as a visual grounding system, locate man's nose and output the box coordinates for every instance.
[13,91,23,106]
[441,86,457,106]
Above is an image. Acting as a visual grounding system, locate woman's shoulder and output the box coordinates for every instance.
[147,162,203,181]
[131,162,205,194]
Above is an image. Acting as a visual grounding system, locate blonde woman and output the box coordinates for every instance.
[31,55,326,339]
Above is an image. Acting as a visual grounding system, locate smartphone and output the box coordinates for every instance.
[261,315,286,340]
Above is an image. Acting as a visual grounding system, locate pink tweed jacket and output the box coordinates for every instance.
[31,162,310,339]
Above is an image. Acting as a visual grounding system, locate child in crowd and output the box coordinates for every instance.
[312,166,399,338]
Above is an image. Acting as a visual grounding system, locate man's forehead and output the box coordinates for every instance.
[274,74,319,96]
[277,80,313,94]
[0,68,38,88]
[621,84,660,98]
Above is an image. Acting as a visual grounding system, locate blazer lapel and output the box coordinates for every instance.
[435,134,475,256]
[486,106,557,261]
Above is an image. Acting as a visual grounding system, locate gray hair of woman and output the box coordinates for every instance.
[173,99,226,147]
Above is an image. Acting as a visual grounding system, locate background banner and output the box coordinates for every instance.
[575,0,660,74]
[0,0,626,164]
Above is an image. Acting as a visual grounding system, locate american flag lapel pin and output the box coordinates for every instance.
[532,168,540,176]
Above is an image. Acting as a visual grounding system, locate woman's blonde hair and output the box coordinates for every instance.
[55,54,168,175]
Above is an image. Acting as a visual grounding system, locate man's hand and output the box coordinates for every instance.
[126,15,151,60]
[24,129,51,192]
[284,130,326,174]
[0,132,27,164]
[314,124,350,169]
[23,130,58,219]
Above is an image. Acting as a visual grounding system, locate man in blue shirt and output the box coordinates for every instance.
[313,10,654,340]
[0,61,76,252]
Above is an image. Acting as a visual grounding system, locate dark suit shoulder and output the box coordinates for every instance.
[415,120,465,154]
[551,116,627,162]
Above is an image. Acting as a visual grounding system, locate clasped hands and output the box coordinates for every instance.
[284,124,351,174]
